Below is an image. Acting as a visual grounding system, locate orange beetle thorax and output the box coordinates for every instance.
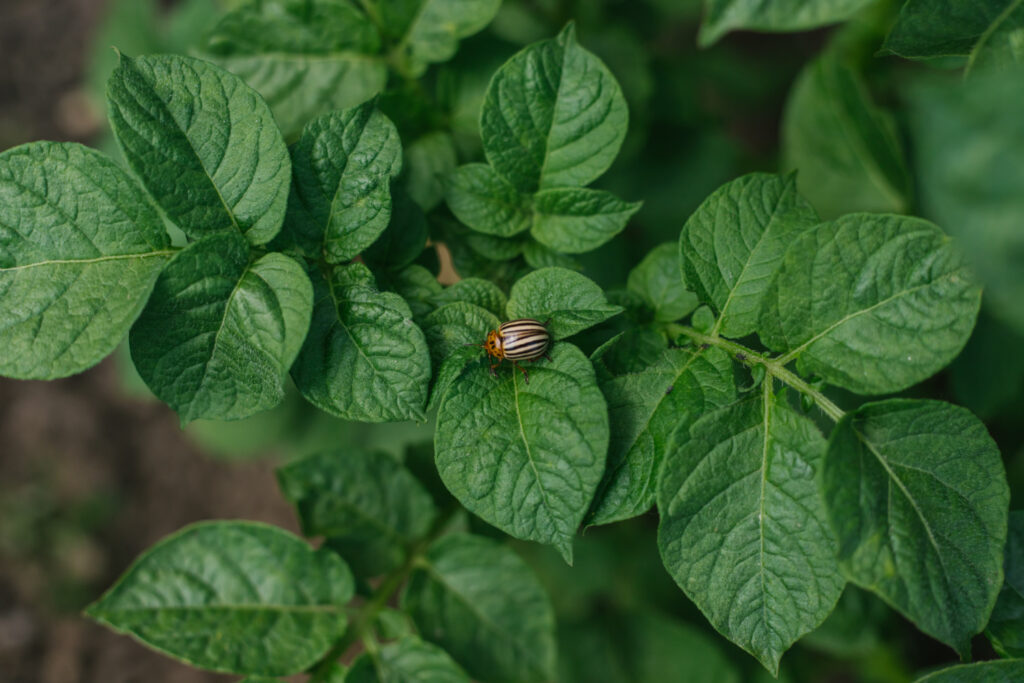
[485,329,504,360]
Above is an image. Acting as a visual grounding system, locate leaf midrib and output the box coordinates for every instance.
[0,250,175,273]
[966,0,1024,73]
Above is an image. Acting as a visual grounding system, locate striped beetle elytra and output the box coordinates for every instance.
[472,318,552,383]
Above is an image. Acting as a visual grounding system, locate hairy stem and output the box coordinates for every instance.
[668,324,846,423]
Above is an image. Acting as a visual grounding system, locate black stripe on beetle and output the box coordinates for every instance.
[476,318,552,383]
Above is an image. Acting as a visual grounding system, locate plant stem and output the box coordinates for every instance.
[309,506,458,678]
[668,325,846,423]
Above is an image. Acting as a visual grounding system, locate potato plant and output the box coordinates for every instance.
[2,0,1023,681]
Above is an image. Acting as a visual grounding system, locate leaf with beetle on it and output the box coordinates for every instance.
[657,385,845,674]
[130,232,313,424]
[757,213,980,395]
[506,267,623,340]
[402,533,557,682]
[0,142,173,380]
[85,521,354,676]
[285,102,403,263]
[106,53,291,245]
[435,342,607,563]
[291,262,431,423]
[822,399,1009,657]
[421,301,501,374]
[201,0,386,140]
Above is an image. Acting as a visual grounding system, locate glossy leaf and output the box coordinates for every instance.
[657,387,845,674]
[987,511,1024,657]
[403,534,556,682]
[627,243,698,323]
[679,173,819,336]
[347,637,471,683]
[287,104,403,263]
[291,262,431,422]
[588,346,735,526]
[445,163,530,237]
[107,54,290,244]
[506,267,623,339]
[131,233,313,423]
[822,399,1009,657]
[699,0,876,46]
[913,661,1024,682]
[782,56,910,218]
[0,142,172,379]
[531,188,641,254]
[85,521,353,676]
[203,0,385,139]
[430,279,508,319]
[480,24,628,192]
[435,343,607,562]
[421,302,500,373]
[758,214,980,394]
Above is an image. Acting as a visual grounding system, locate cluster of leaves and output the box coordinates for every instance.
[3,0,1024,681]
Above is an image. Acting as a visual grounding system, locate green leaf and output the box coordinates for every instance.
[388,0,501,77]
[363,187,428,272]
[679,173,819,337]
[106,54,290,245]
[404,132,457,211]
[627,243,698,323]
[480,24,628,192]
[590,327,668,378]
[422,301,500,372]
[445,163,530,237]
[203,0,386,139]
[657,386,845,674]
[292,262,431,422]
[531,188,641,254]
[506,267,623,339]
[435,343,608,562]
[347,637,471,683]
[287,103,403,263]
[402,534,556,682]
[276,448,436,543]
[130,233,312,423]
[822,399,1009,657]
[465,231,525,261]
[384,264,442,322]
[909,68,1024,335]
[588,346,735,526]
[430,279,508,319]
[521,241,582,271]
[758,214,980,395]
[987,511,1024,657]
[85,521,353,676]
[883,0,1024,72]
[913,660,1024,682]
[699,0,876,47]
[781,55,910,219]
[0,142,172,379]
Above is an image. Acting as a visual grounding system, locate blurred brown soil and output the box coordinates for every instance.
[0,2,300,681]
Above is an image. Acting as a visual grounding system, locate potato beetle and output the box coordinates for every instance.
[472,318,552,383]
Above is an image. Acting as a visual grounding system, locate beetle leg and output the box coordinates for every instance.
[542,318,551,327]
[514,362,530,384]
[543,352,552,362]
[489,361,500,377]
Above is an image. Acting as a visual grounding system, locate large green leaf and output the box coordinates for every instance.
[422,301,500,370]
[913,661,1024,682]
[587,346,736,526]
[480,24,628,192]
[203,0,386,139]
[276,449,436,576]
[506,267,623,340]
[679,173,819,337]
[347,637,471,683]
[781,55,910,218]
[699,0,876,47]
[286,103,403,263]
[435,343,607,562]
[85,521,353,676]
[402,534,556,682]
[292,262,431,422]
[388,0,502,77]
[0,142,172,379]
[131,232,313,423]
[822,399,1009,657]
[909,68,1024,335]
[883,0,1024,72]
[531,188,641,254]
[627,243,698,323]
[987,511,1024,657]
[445,163,530,237]
[657,386,844,674]
[430,279,507,319]
[107,54,290,245]
[758,214,980,395]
